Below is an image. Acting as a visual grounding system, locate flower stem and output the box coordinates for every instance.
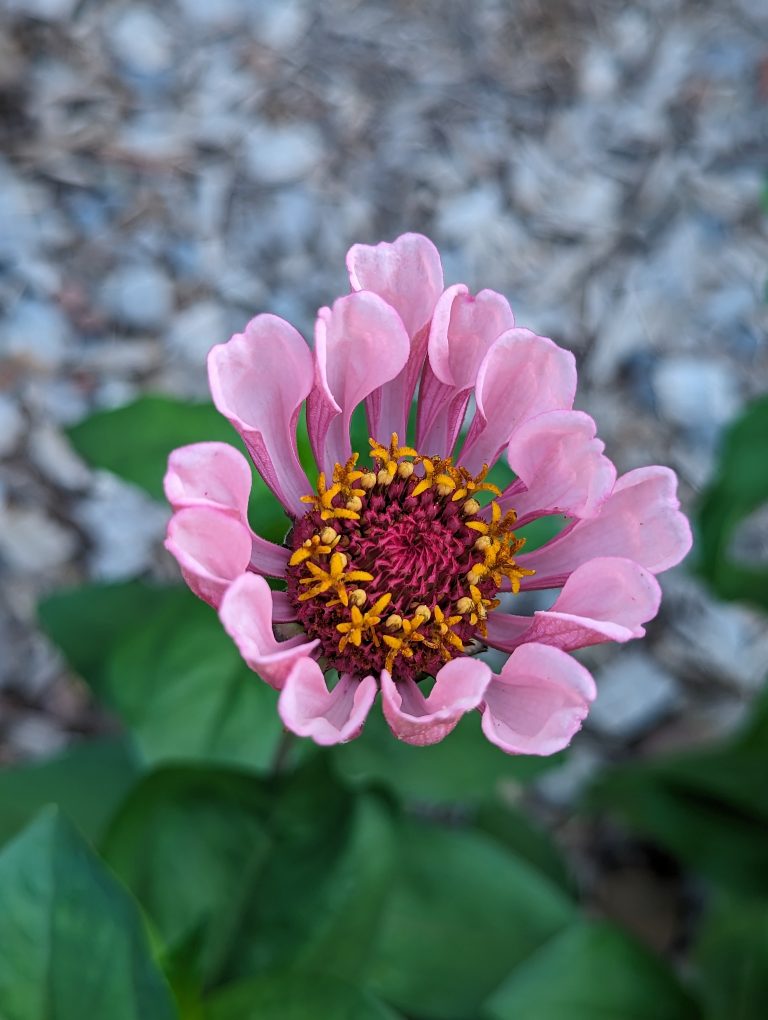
[270,729,297,776]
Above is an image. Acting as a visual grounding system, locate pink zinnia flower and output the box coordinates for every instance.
[164,234,692,753]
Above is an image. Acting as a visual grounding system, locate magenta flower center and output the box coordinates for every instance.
[284,435,532,682]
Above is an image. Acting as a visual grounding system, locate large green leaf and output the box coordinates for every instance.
[0,738,140,849]
[67,396,239,502]
[694,897,768,1020]
[103,588,282,770]
[222,758,396,986]
[0,809,177,1020]
[696,395,768,610]
[66,395,294,542]
[101,767,272,985]
[102,759,395,992]
[39,580,173,692]
[484,920,700,1020]
[366,817,574,1019]
[334,706,562,805]
[473,799,574,894]
[205,971,400,1020]
[40,581,282,772]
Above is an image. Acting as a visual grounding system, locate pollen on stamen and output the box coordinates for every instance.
[284,436,531,682]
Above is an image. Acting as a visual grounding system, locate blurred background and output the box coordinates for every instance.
[1,0,768,1012]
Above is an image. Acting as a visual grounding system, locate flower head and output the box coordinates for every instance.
[165,234,692,753]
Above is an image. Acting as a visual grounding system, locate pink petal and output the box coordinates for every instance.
[500,411,616,523]
[486,557,661,652]
[307,291,411,473]
[164,440,289,578]
[458,329,577,475]
[219,573,319,690]
[417,285,515,456]
[481,643,596,756]
[208,314,313,518]
[427,285,515,389]
[278,660,377,745]
[381,658,491,746]
[346,233,443,339]
[165,506,252,608]
[517,466,693,586]
[271,590,298,623]
[346,234,445,441]
[164,441,252,517]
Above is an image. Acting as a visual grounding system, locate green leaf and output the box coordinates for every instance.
[104,589,282,770]
[39,580,173,693]
[102,759,395,992]
[473,800,574,894]
[67,396,238,503]
[206,971,401,1020]
[586,746,768,896]
[694,896,768,1020]
[696,395,768,610]
[0,809,177,1020]
[484,920,700,1020]
[0,738,140,850]
[101,767,272,985]
[223,758,396,986]
[366,817,574,1019]
[41,581,282,772]
[334,707,562,805]
[66,395,292,543]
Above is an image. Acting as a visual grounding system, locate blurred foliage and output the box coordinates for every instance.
[586,687,768,897]
[696,394,768,611]
[693,895,768,1020]
[483,919,699,1020]
[2,393,768,1017]
[0,810,176,1020]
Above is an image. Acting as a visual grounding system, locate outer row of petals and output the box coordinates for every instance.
[481,643,596,756]
[207,314,314,518]
[278,661,378,746]
[307,291,412,475]
[346,232,444,340]
[416,284,515,456]
[458,329,578,474]
[164,442,290,588]
[517,465,693,587]
[219,573,319,691]
[501,410,617,522]
[485,556,661,653]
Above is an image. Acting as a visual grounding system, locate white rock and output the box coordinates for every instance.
[101,265,174,330]
[0,506,77,573]
[166,301,227,367]
[28,426,91,490]
[1,299,70,371]
[535,744,604,806]
[244,122,323,184]
[4,0,76,20]
[653,357,740,427]
[589,651,681,739]
[254,1,311,49]
[6,715,68,758]
[0,395,24,457]
[74,474,168,580]
[108,7,174,76]
[578,46,620,99]
[663,573,768,693]
[177,0,247,27]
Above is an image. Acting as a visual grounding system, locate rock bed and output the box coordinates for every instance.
[1,0,768,793]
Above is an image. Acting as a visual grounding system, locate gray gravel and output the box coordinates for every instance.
[1,0,767,762]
